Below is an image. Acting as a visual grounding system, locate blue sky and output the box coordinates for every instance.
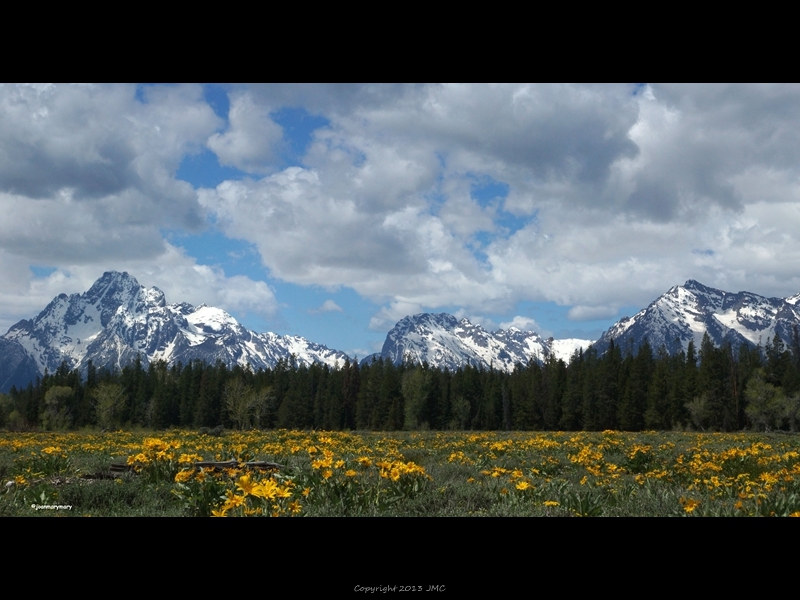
[3,84,800,358]
[166,98,630,356]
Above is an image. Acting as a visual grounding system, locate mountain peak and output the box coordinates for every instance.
[0,272,351,391]
[683,279,709,290]
[597,280,800,357]
[95,270,139,287]
[377,311,559,371]
[86,270,141,299]
[681,279,725,296]
[396,313,458,329]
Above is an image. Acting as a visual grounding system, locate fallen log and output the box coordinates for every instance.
[110,463,135,472]
[81,471,122,480]
[110,459,285,472]
[192,459,285,470]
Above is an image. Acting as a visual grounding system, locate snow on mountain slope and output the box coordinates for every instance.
[0,271,350,391]
[368,313,590,371]
[8,272,794,392]
[595,280,800,356]
[550,338,592,363]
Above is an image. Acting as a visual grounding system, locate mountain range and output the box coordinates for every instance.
[592,279,800,356]
[359,313,589,371]
[2,273,800,392]
[0,272,349,392]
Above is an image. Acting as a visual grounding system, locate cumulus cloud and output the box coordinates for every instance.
[195,83,800,326]
[206,91,283,173]
[0,84,217,214]
[138,251,279,320]
[0,84,278,334]
[200,168,505,311]
[0,84,220,266]
[309,300,343,314]
[499,315,543,332]
[7,83,800,342]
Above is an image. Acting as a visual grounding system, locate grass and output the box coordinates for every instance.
[2,429,800,516]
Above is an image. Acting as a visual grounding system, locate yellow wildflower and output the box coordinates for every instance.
[222,491,245,511]
[681,497,700,514]
[178,453,203,464]
[236,474,256,496]
[253,479,278,500]
[175,469,193,483]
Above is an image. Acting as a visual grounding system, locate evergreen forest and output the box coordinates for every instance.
[3,332,800,433]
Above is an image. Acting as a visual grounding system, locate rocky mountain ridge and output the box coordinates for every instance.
[361,313,590,371]
[4,273,798,393]
[593,279,800,356]
[0,271,349,392]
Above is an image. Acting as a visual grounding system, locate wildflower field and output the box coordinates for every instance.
[2,429,800,516]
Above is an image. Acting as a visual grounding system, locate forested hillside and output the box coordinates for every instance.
[3,332,799,433]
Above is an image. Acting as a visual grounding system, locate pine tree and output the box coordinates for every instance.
[596,339,621,430]
[618,338,653,430]
[580,347,600,431]
[559,348,584,430]
[645,346,671,429]
[341,359,359,430]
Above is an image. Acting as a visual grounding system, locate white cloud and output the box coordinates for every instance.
[567,305,620,322]
[319,299,343,312]
[200,168,504,311]
[197,84,800,323]
[206,91,283,174]
[309,299,343,314]
[0,84,283,334]
[0,84,220,265]
[499,315,543,332]
[8,83,800,342]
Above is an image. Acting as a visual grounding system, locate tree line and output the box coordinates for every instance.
[2,332,800,432]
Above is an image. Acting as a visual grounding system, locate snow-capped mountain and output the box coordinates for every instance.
[594,279,800,356]
[362,313,590,371]
[0,271,350,392]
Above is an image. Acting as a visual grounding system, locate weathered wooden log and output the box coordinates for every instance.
[110,463,135,472]
[81,471,121,480]
[192,460,284,470]
[111,459,284,472]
